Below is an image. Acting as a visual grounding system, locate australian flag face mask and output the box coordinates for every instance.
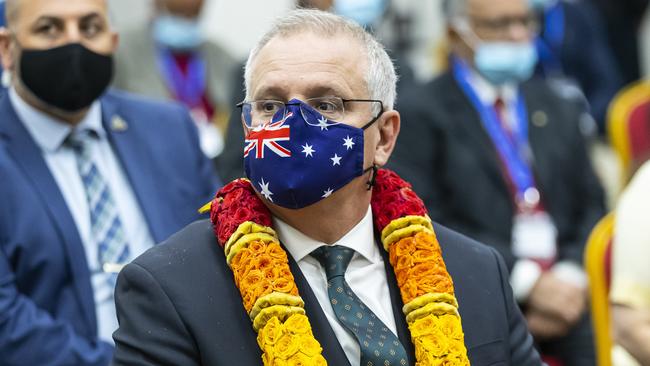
[243,98,381,209]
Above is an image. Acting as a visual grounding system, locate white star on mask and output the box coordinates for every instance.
[331,154,342,166]
[322,188,334,198]
[259,178,273,202]
[301,143,315,157]
[343,136,355,150]
[316,116,330,131]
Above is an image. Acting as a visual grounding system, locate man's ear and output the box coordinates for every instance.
[372,110,400,167]
[0,27,14,71]
[110,31,119,54]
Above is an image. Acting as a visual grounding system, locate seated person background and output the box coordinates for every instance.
[112,9,542,366]
[390,0,605,363]
[113,0,237,159]
[611,160,650,366]
[0,0,217,364]
[531,0,622,132]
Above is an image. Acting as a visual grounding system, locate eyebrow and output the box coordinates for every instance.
[32,12,104,26]
[79,12,104,23]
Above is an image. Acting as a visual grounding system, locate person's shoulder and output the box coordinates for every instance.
[127,219,229,286]
[434,223,499,262]
[399,71,455,103]
[201,40,237,64]
[101,89,191,132]
[103,89,186,114]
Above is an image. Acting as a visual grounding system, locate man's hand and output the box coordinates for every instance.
[526,310,571,340]
[527,272,587,327]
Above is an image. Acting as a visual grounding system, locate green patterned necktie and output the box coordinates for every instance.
[311,245,408,366]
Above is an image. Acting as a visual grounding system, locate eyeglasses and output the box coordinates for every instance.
[236,97,384,128]
[470,14,540,37]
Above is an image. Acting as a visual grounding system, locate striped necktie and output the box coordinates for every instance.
[312,245,408,366]
[67,131,130,283]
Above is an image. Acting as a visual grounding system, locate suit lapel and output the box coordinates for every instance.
[442,73,510,197]
[0,97,97,332]
[100,95,168,243]
[287,252,351,366]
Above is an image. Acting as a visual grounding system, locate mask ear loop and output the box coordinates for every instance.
[365,164,378,191]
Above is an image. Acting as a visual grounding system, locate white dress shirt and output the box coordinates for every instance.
[9,88,155,343]
[274,206,397,366]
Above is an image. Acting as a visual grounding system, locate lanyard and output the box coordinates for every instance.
[452,58,538,204]
[156,48,207,108]
[536,2,565,75]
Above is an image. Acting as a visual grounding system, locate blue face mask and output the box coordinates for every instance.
[152,15,203,51]
[244,99,379,209]
[332,0,388,27]
[474,41,538,85]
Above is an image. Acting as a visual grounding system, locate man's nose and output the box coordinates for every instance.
[506,22,531,43]
[61,22,83,44]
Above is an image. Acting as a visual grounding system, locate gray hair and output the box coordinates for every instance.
[243,8,397,110]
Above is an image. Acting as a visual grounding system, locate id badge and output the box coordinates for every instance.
[511,211,558,260]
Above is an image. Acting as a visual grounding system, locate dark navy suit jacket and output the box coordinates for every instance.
[112,219,542,365]
[0,90,218,365]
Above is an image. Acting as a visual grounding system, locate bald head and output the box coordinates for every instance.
[0,0,116,72]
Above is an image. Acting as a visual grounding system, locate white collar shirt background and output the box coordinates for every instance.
[274,206,397,366]
[9,88,155,343]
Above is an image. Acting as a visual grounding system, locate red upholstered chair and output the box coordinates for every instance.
[608,81,650,183]
[584,214,615,366]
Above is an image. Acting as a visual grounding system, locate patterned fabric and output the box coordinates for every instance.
[311,245,408,366]
[67,131,130,283]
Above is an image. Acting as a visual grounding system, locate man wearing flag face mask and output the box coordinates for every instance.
[112,9,542,366]
[114,0,236,160]
[0,0,217,364]
[391,0,605,364]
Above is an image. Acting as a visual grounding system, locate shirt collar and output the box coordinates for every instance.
[9,87,105,152]
[466,67,518,106]
[273,206,379,264]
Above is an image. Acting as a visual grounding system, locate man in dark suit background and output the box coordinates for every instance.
[390,0,605,364]
[112,8,542,366]
[0,0,217,364]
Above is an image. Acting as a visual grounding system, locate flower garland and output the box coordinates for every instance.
[206,169,470,365]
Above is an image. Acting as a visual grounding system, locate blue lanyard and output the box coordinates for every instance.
[536,2,565,75]
[156,48,207,107]
[452,58,536,197]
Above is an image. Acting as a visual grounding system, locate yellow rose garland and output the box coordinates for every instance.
[225,223,327,365]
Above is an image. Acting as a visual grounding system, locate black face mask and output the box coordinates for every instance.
[19,43,114,112]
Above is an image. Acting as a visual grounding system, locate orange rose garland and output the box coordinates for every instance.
[206,170,470,366]
[372,171,470,366]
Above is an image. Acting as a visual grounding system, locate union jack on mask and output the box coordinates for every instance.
[244,99,373,209]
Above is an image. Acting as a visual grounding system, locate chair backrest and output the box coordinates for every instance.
[608,81,650,183]
[584,213,615,366]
